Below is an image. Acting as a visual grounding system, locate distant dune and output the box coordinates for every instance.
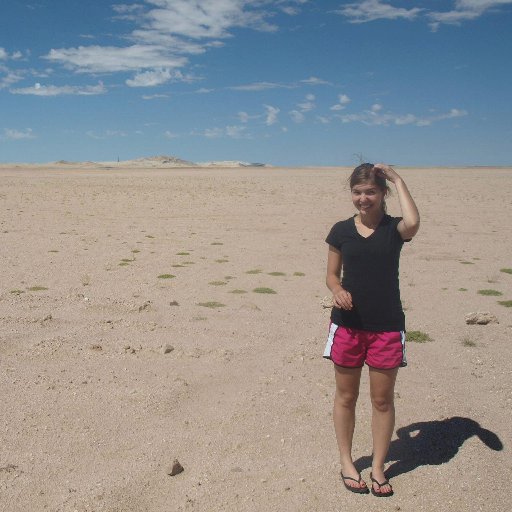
[50,155,268,168]
[0,155,269,168]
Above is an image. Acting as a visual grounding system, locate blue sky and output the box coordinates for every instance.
[1,0,511,166]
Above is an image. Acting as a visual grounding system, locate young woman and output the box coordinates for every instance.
[324,163,420,497]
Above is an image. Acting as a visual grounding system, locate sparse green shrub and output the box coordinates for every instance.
[406,331,432,343]
[197,301,225,308]
[461,336,477,347]
[253,287,277,294]
[478,289,503,296]
[27,286,48,292]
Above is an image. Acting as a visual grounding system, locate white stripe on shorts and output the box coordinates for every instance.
[400,330,407,367]
[323,322,339,359]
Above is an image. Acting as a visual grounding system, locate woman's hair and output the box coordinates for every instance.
[348,163,391,212]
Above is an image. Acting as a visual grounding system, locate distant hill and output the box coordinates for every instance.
[50,155,267,168]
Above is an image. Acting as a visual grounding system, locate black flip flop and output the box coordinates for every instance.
[341,472,370,494]
[370,472,394,497]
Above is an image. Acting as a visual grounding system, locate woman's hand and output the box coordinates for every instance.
[374,163,401,184]
[333,287,353,310]
[374,163,420,240]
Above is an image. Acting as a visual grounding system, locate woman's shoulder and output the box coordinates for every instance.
[382,214,403,227]
[327,216,355,246]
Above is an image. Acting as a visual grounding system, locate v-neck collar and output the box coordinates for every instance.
[352,214,385,240]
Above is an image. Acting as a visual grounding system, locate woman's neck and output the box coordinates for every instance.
[356,211,384,229]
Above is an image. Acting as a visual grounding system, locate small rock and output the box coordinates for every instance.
[90,344,103,351]
[138,301,151,312]
[162,344,174,354]
[169,300,179,306]
[465,312,499,325]
[167,459,184,476]
[394,392,401,399]
[239,302,261,311]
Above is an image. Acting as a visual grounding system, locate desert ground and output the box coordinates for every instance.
[0,162,510,512]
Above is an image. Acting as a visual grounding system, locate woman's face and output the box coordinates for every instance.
[351,180,385,216]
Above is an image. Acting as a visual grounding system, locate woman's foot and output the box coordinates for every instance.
[340,466,369,494]
[370,470,393,497]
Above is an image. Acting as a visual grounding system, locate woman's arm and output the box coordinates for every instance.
[326,245,353,310]
[374,163,420,240]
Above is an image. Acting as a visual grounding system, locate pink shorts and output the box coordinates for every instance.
[323,323,407,369]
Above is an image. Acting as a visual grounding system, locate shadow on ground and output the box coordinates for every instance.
[354,416,503,478]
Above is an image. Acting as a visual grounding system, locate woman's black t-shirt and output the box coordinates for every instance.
[326,214,407,332]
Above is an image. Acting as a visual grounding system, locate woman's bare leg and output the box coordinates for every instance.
[333,365,366,489]
[369,366,399,494]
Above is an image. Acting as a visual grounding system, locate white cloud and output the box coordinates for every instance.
[164,130,178,138]
[129,30,207,54]
[230,81,294,91]
[140,0,278,40]
[204,127,224,138]
[336,0,423,23]
[195,87,214,93]
[238,111,250,123]
[126,68,173,87]
[4,128,35,140]
[334,105,468,126]
[231,78,331,92]
[112,3,145,16]
[428,0,512,29]
[142,93,169,99]
[281,6,299,15]
[202,125,248,138]
[300,76,333,86]
[86,129,127,139]
[264,104,280,125]
[297,101,315,112]
[290,110,305,123]
[226,125,247,138]
[330,93,351,111]
[335,0,511,28]
[0,48,7,60]
[10,82,106,96]
[42,1,308,81]
[0,69,24,89]
[44,45,187,73]
[416,108,468,126]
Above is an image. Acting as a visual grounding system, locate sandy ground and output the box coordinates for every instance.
[0,164,510,512]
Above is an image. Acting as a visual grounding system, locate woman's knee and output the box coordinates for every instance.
[370,394,394,413]
[335,388,359,409]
